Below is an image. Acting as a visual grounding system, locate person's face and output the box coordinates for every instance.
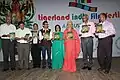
[82,16,88,22]
[67,22,73,29]
[33,24,38,30]
[56,26,60,32]
[19,23,24,30]
[43,23,49,29]
[6,17,11,24]
[99,14,106,22]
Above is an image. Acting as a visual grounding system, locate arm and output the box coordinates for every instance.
[105,23,116,37]
[79,24,82,36]
[39,31,43,41]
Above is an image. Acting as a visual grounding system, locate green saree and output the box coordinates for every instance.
[52,32,64,69]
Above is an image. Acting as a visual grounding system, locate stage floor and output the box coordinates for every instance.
[0,58,120,80]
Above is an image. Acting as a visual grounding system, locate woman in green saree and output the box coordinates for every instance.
[52,25,64,69]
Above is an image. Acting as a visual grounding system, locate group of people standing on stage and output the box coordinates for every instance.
[0,12,116,74]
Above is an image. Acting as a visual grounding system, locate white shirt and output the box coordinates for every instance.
[0,23,16,39]
[39,28,52,40]
[31,30,39,44]
[96,20,116,38]
[15,28,32,43]
[79,21,95,37]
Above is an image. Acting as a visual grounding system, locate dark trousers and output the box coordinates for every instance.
[2,39,15,69]
[41,46,51,67]
[31,44,41,68]
[81,37,93,67]
[97,36,113,72]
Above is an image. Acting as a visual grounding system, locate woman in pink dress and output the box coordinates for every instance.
[63,21,80,72]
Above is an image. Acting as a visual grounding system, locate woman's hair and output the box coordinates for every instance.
[33,23,38,27]
[55,24,61,32]
[67,20,73,29]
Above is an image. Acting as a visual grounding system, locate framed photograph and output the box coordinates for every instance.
[54,33,60,40]
[9,32,15,40]
[81,25,90,33]
[67,32,74,39]
[25,34,30,39]
[31,30,38,37]
[43,33,50,40]
[96,24,104,33]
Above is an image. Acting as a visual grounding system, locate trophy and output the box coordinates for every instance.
[43,33,50,40]
[54,33,60,40]
[9,32,15,40]
[81,25,89,33]
[96,24,104,33]
[67,32,74,39]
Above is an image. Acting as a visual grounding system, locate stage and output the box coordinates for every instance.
[0,58,120,80]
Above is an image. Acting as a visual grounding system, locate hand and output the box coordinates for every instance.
[21,37,25,40]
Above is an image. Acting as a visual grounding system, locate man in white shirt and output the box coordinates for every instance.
[79,14,95,70]
[39,21,52,69]
[15,21,32,70]
[0,16,16,71]
[96,13,116,74]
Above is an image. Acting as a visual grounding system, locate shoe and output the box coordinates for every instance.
[48,66,52,69]
[18,68,22,70]
[97,68,104,71]
[11,68,16,71]
[104,70,109,74]
[27,68,30,70]
[42,66,46,69]
[88,67,92,70]
[82,66,88,69]
[2,68,9,72]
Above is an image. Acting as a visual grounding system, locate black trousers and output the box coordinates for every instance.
[31,44,41,68]
[2,39,15,69]
[97,36,113,72]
